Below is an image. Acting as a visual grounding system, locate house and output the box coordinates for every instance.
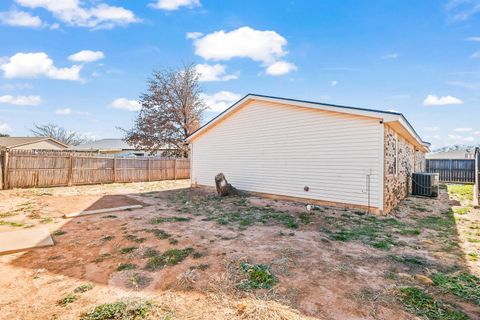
[187,94,430,215]
[426,149,475,160]
[73,139,148,156]
[0,137,68,150]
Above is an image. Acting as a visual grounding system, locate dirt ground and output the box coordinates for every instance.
[0,180,479,320]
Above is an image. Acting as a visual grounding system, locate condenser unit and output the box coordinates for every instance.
[412,173,439,198]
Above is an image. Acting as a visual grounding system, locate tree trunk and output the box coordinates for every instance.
[215,173,233,196]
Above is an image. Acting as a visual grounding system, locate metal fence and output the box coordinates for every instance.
[426,159,475,184]
[0,149,190,189]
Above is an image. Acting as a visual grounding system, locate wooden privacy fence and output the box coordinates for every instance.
[426,159,475,184]
[0,149,190,189]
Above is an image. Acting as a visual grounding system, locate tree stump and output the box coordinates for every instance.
[215,173,234,196]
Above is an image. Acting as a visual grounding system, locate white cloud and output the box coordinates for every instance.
[68,50,104,63]
[0,83,33,90]
[14,0,139,29]
[151,0,200,10]
[1,52,82,81]
[445,0,480,21]
[191,26,296,75]
[466,36,480,41]
[454,127,473,132]
[423,94,463,106]
[186,31,203,39]
[0,94,41,106]
[387,108,399,113]
[192,27,287,64]
[55,108,71,115]
[201,91,242,112]
[0,10,42,27]
[471,51,480,58]
[111,98,141,111]
[265,61,297,76]
[0,122,11,133]
[381,53,399,59]
[195,63,238,82]
[331,80,338,87]
[474,131,480,135]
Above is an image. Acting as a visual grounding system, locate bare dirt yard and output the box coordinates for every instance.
[0,180,479,320]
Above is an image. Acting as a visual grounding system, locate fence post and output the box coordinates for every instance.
[3,150,9,190]
[67,154,73,186]
[174,159,177,180]
[113,157,116,183]
[147,158,151,182]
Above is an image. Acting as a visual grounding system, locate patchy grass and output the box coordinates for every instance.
[144,248,193,271]
[0,220,28,228]
[100,235,114,242]
[432,272,480,305]
[125,274,152,289]
[119,246,138,255]
[57,293,78,306]
[117,263,138,271]
[80,299,152,320]
[447,185,473,201]
[398,287,468,320]
[74,284,94,293]
[416,214,455,231]
[146,228,171,239]
[124,234,146,243]
[149,216,191,224]
[238,262,278,291]
[454,206,471,215]
[52,230,67,236]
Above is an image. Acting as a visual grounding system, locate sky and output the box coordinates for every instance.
[0,0,479,149]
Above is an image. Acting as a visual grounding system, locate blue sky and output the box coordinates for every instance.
[0,0,479,149]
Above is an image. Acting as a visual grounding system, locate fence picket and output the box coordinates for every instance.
[426,159,475,183]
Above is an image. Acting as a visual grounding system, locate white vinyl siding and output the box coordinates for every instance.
[191,100,383,209]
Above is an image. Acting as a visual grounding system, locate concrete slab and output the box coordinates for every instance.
[0,228,54,255]
[63,204,143,218]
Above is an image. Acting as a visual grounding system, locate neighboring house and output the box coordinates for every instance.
[187,94,430,215]
[73,139,147,156]
[426,150,475,160]
[0,137,68,150]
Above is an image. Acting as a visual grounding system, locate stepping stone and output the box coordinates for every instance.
[0,228,54,255]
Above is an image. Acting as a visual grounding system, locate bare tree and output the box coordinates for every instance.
[29,123,89,146]
[123,64,207,157]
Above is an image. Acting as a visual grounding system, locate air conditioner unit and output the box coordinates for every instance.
[412,173,439,198]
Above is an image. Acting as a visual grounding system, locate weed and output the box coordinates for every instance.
[238,262,278,290]
[431,272,480,305]
[398,287,468,320]
[53,230,67,236]
[299,213,311,224]
[57,293,78,306]
[191,264,209,271]
[169,238,178,245]
[119,246,138,254]
[144,248,193,271]
[454,207,471,215]
[467,237,480,243]
[146,229,171,239]
[192,251,204,259]
[149,216,191,224]
[101,215,117,219]
[467,253,478,262]
[371,239,395,250]
[390,255,426,267]
[117,263,138,271]
[93,253,111,263]
[124,235,146,243]
[399,228,421,236]
[80,299,152,320]
[100,235,114,241]
[40,217,53,224]
[126,274,152,289]
[143,248,159,258]
[0,220,26,227]
[74,284,94,293]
